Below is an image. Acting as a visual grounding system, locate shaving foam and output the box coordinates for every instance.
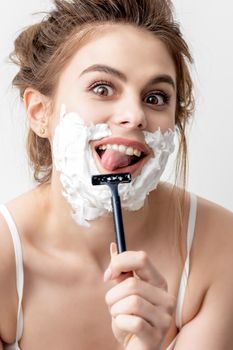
[53,105,175,226]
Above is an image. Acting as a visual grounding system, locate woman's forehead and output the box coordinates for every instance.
[59,24,176,83]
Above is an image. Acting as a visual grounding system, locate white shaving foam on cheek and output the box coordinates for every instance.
[52,105,175,227]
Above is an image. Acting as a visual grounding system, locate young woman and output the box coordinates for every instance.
[0,1,233,349]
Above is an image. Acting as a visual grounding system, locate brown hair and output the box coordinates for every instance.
[10,0,194,260]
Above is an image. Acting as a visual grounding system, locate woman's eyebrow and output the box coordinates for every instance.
[79,64,176,90]
[147,75,176,91]
[80,64,127,81]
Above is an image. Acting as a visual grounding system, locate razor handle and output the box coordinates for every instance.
[111,185,126,253]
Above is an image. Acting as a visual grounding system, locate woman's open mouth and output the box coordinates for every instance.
[93,137,150,175]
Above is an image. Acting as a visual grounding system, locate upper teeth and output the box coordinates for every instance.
[98,144,142,157]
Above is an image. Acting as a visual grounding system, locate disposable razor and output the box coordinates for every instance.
[92,173,131,253]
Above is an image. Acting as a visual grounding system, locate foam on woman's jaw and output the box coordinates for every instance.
[52,105,175,227]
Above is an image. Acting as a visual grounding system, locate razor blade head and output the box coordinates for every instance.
[92,173,131,186]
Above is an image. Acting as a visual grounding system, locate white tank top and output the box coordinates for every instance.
[0,193,197,350]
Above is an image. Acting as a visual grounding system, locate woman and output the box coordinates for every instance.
[0,0,233,349]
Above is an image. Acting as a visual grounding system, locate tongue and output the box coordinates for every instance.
[100,149,133,171]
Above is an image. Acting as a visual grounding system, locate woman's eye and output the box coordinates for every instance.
[92,84,114,97]
[144,92,169,106]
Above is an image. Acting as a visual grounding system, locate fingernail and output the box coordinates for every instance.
[103,266,112,282]
[110,242,118,257]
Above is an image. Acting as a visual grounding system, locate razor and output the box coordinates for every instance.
[92,173,131,253]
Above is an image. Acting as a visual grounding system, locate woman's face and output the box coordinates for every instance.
[52,24,176,129]
[50,24,177,175]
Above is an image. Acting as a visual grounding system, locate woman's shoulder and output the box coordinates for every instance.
[0,205,18,338]
[0,184,44,257]
[183,195,233,340]
[0,185,49,273]
[0,184,50,342]
[2,183,50,236]
[195,194,233,275]
[157,182,233,264]
[196,194,233,246]
[0,195,31,343]
[159,182,233,234]
[181,190,233,312]
[0,186,39,268]
[163,185,233,330]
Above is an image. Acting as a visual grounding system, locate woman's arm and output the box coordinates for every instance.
[0,214,18,346]
[175,201,233,349]
[174,276,233,349]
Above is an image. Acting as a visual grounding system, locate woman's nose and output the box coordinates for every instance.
[112,98,147,130]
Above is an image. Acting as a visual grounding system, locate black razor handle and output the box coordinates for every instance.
[91,173,131,253]
[111,185,126,253]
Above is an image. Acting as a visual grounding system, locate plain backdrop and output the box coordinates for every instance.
[0,0,232,211]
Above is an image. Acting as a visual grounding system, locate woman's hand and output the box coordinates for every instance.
[104,243,176,350]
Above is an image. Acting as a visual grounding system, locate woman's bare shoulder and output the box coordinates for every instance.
[159,182,233,234]
[196,195,233,240]
[0,201,23,342]
[189,194,233,293]
[180,197,233,344]
[0,188,37,286]
[156,183,233,264]
[0,184,50,341]
[3,184,50,235]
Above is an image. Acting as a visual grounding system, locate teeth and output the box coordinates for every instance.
[134,149,141,157]
[112,144,118,151]
[126,147,134,156]
[98,144,142,157]
[118,145,126,153]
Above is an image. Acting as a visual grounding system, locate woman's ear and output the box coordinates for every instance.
[24,88,51,138]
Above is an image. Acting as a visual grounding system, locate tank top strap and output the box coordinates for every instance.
[0,204,24,344]
[175,193,197,330]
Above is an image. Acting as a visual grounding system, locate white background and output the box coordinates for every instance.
[0,0,232,211]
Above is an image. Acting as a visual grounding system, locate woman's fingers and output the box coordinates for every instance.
[110,294,173,330]
[105,276,176,315]
[113,314,153,342]
[112,314,165,349]
[104,244,177,349]
[105,243,168,291]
